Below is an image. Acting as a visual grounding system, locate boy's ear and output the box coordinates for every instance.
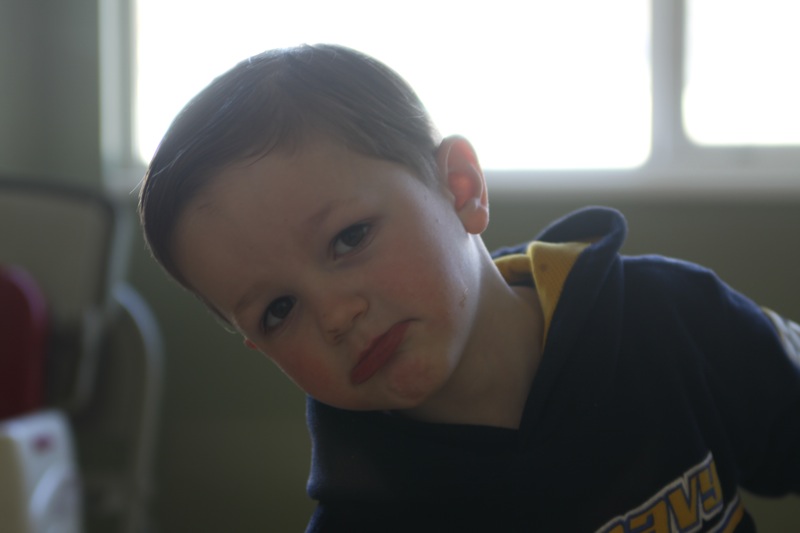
[435,135,489,234]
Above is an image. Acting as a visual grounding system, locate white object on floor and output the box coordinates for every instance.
[0,410,83,533]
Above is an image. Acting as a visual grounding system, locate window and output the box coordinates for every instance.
[684,0,800,145]
[135,0,650,170]
[104,0,800,192]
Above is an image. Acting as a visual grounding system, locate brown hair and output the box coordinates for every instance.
[138,44,440,288]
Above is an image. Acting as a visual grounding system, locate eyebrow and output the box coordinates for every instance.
[304,195,360,229]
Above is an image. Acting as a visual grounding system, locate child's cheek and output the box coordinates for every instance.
[274,351,330,395]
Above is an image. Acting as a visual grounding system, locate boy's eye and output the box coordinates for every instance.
[261,296,295,332]
[332,223,370,257]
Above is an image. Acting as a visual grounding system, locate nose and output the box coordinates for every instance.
[315,289,368,344]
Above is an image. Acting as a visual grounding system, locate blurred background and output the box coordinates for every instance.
[1,1,798,531]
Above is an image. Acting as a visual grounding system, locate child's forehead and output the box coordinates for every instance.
[228,136,355,174]
[212,136,434,193]
[202,139,427,213]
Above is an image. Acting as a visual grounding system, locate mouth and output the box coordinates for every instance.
[350,321,411,385]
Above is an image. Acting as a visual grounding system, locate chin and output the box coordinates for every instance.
[384,356,450,408]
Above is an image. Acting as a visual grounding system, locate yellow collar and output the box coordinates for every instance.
[494,241,589,345]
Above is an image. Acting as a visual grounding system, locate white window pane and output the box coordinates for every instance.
[136,0,650,169]
[684,0,800,145]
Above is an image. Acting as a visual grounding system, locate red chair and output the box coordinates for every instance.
[0,265,48,421]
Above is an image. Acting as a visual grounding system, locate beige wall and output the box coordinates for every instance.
[2,3,798,531]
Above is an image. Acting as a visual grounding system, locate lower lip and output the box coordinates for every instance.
[350,321,411,385]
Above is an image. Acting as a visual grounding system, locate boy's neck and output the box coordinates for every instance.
[400,265,544,430]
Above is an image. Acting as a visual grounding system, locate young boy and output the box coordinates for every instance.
[139,44,800,532]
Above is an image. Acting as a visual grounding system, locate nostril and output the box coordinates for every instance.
[325,325,341,341]
[317,295,368,342]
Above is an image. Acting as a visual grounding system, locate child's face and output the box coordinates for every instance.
[173,138,487,412]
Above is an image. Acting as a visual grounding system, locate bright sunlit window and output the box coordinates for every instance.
[135,0,651,170]
[684,0,800,145]
[126,0,800,187]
